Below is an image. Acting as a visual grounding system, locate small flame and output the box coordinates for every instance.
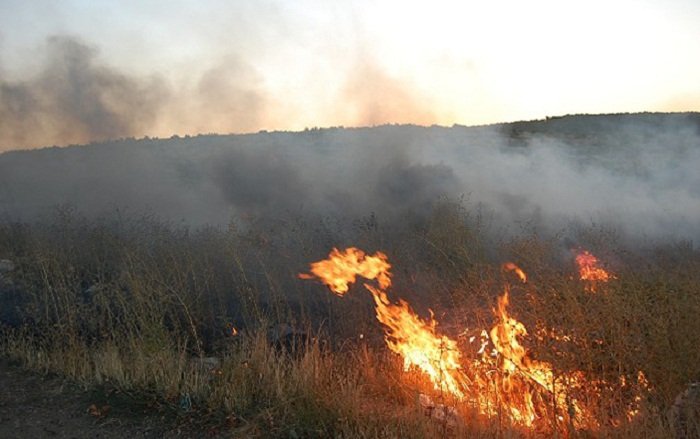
[575,250,614,292]
[503,262,527,283]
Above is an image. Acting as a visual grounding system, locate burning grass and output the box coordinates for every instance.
[0,204,699,437]
[299,248,647,433]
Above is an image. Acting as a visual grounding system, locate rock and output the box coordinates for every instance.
[668,382,700,439]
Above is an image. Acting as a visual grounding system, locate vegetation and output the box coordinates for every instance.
[0,203,699,438]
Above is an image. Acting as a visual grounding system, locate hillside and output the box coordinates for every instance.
[1,112,699,241]
[1,113,699,438]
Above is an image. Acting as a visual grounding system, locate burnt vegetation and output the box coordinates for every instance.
[1,114,699,437]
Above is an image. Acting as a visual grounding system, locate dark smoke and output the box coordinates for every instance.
[0,36,271,151]
[0,37,698,245]
[1,114,699,245]
[1,37,446,152]
[212,147,306,216]
[374,162,460,217]
[0,36,167,150]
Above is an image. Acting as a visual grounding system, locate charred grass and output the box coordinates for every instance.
[0,203,699,438]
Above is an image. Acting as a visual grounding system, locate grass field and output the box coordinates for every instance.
[1,203,698,438]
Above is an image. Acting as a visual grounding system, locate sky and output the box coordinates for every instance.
[1,0,699,150]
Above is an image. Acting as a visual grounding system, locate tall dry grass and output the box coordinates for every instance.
[0,203,698,437]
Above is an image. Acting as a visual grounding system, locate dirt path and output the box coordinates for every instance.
[0,360,180,438]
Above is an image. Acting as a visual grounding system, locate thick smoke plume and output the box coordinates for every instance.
[0,36,270,151]
[1,38,698,243]
[0,36,438,152]
[0,36,167,150]
[1,113,699,243]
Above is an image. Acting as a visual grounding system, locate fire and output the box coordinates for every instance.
[366,284,466,398]
[300,247,645,431]
[503,262,527,283]
[575,250,614,291]
[300,247,464,397]
[489,288,587,426]
[298,247,391,295]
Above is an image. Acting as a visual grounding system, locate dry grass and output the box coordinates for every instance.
[0,204,698,437]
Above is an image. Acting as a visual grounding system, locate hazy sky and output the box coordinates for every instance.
[1,0,699,149]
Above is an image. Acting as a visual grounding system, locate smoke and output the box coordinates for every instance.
[0,36,167,150]
[339,60,437,127]
[445,115,700,241]
[373,161,460,218]
[212,146,306,216]
[1,114,698,244]
[0,36,437,151]
[168,56,269,136]
[0,36,271,151]
[0,36,698,242]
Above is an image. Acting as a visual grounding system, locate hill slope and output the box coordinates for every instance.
[1,112,699,240]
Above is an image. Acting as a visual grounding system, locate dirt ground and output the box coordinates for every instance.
[0,359,222,438]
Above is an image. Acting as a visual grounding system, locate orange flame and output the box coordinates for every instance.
[575,250,614,292]
[489,288,588,426]
[366,284,466,398]
[503,262,527,283]
[300,247,463,396]
[298,247,391,295]
[301,247,645,431]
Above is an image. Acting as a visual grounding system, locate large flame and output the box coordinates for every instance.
[300,248,464,396]
[300,247,644,431]
[489,288,588,426]
[365,284,466,398]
